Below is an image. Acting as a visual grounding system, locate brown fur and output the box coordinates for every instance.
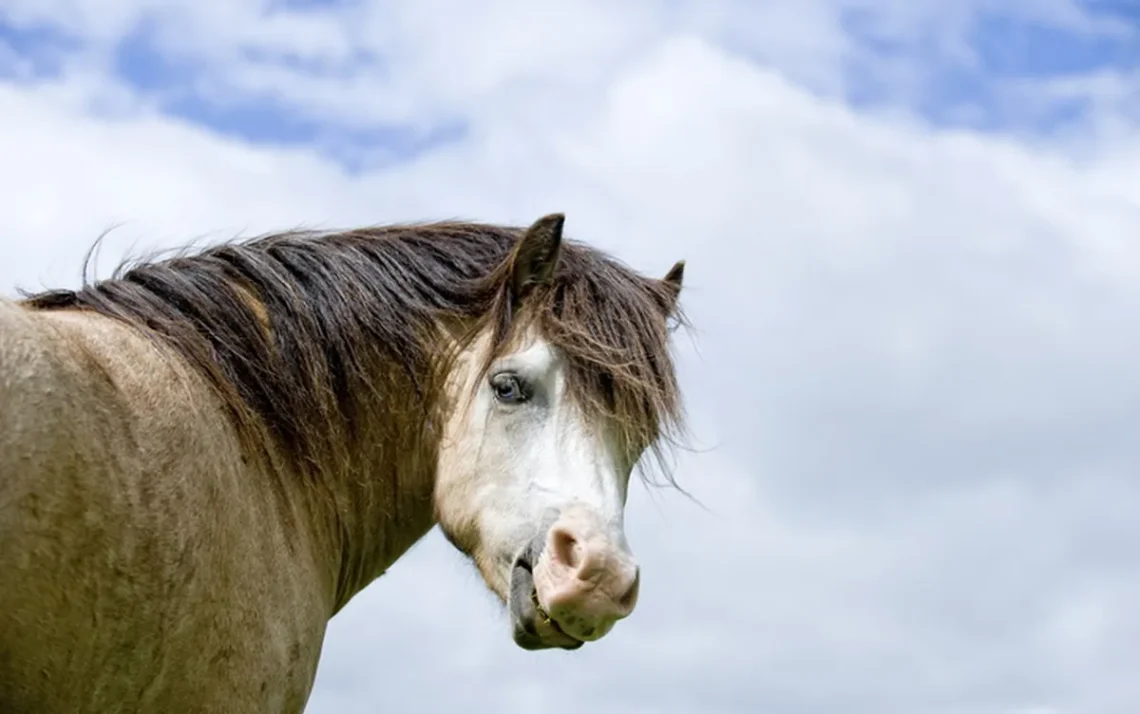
[1,216,685,712]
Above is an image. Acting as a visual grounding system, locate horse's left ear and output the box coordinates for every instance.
[510,213,564,304]
[660,259,685,313]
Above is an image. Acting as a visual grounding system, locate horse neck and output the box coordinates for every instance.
[288,351,451,615]
[314,393,442,615]
[318,316,497,610]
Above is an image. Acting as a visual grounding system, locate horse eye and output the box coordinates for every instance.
[490,373,529,404]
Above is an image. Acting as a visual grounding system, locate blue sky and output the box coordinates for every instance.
[0,2,468,171]
[3,1,1137,166]
[0,19,79,80]
[843,2,1139,132]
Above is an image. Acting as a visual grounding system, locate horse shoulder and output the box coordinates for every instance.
[0,300,330,713]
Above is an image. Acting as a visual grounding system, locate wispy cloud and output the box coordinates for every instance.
[838,0,1140,133]
[4,1,1136,156]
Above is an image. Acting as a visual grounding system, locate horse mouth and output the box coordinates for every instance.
[530,590,582,643]
[509,549,584,651]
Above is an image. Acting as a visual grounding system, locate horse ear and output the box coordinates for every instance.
[661,259,685,313]
[510,212,564,303]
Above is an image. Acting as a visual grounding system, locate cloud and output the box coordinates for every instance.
[2,2,1140,713]
[8,0,1134,146]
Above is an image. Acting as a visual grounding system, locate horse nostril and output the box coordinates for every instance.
[618,568,640,613]
[550,526,583,572]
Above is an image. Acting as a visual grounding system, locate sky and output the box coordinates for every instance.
[2,1,1140,712]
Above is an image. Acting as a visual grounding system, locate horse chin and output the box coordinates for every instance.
[508,547,584,651]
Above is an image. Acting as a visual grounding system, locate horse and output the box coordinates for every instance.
[0,212,687,713]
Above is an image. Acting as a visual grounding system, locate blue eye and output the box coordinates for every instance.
[491,373,529,404]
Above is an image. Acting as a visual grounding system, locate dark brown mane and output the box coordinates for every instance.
[20,220,686,483]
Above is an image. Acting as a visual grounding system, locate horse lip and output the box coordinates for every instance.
[509,548,584,651]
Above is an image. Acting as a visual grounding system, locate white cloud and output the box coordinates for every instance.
[2,2,1140,714]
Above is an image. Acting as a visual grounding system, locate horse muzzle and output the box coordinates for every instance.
[507,505,640,651]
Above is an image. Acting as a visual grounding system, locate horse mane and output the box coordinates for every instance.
[20,221,686,484]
